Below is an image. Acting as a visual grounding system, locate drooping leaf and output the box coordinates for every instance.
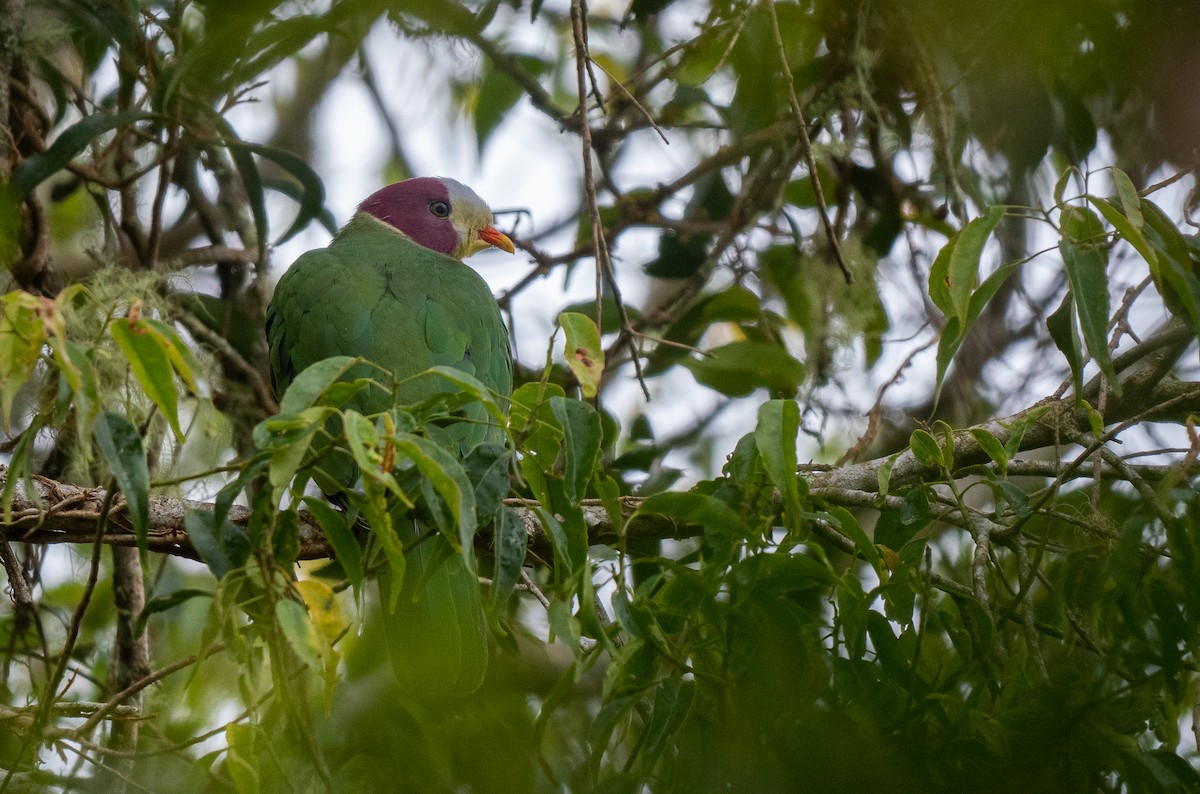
[141,317,206,397]
[1111,168,1143,229]
[822,505,882,574]
[969,428,1009,478]
[232,141,328,245]
[1047,291,1084,398]
[550,396,602,503]
[110,315,184,441]
[509,381,566,462]
[462,442,512,519]
[928,206,1005,320]
[426,365,505,423]
[0,291,47,429]
[638,679,696,774]
[489,506,527,625]
[276,598,323,671]
[392,432,476,552]
[216,120,267,260]
[933,256,1024,403]
[303,496,363,594]
[1059,238,1116,391]
[755,399,801,521]
[185,509,250,580]
[264,407,323,489]
[7,111,158,200]
[93,411,150,555]
[643,230,710,279]
[134,588,213,637]
[474,55,548,150]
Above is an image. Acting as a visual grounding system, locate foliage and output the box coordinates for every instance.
[0,0,1198,791]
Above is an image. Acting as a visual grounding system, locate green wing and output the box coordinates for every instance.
[268,214,512,433]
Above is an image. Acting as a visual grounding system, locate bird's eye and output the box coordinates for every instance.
[429,200,450,218]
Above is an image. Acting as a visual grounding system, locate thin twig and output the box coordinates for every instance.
[570,0,651,401]
[75,642,226,737]
[762,0,851,284]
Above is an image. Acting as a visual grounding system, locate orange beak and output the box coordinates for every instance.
[479,225,515,254]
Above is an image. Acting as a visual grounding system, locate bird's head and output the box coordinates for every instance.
[357,177,515,260]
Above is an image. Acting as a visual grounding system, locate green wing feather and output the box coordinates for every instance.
[267,213,511,695]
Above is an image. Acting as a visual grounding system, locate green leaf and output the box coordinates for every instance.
[634,491,751,539]
[928,206,1005,319]
[755,399,801,520]
[559,312,605,399]
[1,422,37,523]
[392,433,477,553]
[534,502,585,580]
[426,365,505,423]
[1047,291,1083,398]
[643,229,710,279]
[141,317,205,397]
[489,506,528,625]
[1091,196,1156,268]
[225,723,262,794]
[1060,205,1106,243]
[509,381,566,463]
[265,408,323,489]
[134,588,212,637]
[652,284,761,371]
[215,119,267,260]
[236,13,339,96]
[639,679,695,774]
[969,428,1009,477]
[909,429,944,469]
[233,142,328,245]
[7,111,158,200]
[1111,168,1143,229]
[822,505,882,573]
[110,316,184,441]
[474,55,547,150]
[93,412,150,555]
[947,206,1005,320]
[731,551,836,593]
[279,356,359,414]
[303,496,363,594]
[866,610,908,676]
[550,396,602,503]
[1059,239,1116,390]
[276,598,322,671]
[185,509,250,580]
[0,291,47,429]
[934,256,1023,404]
[1053,166,1079,206]
[462,442,512,519]
[681,340,805,397]
[877,452,899,498]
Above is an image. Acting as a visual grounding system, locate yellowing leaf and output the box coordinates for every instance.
[111,315,184,441]
[559,311,605,398]
[295,579,346,646]
[0,291,47,429]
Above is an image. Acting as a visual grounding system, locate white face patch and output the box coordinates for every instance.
[440,177,497,259]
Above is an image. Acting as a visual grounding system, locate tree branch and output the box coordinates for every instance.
[2,376,1195,565]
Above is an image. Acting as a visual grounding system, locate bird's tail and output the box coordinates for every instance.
[377,516,488,696]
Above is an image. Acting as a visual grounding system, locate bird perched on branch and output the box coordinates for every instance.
[266,177,514,694]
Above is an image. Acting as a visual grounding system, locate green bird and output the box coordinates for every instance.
[266,177,514,695]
